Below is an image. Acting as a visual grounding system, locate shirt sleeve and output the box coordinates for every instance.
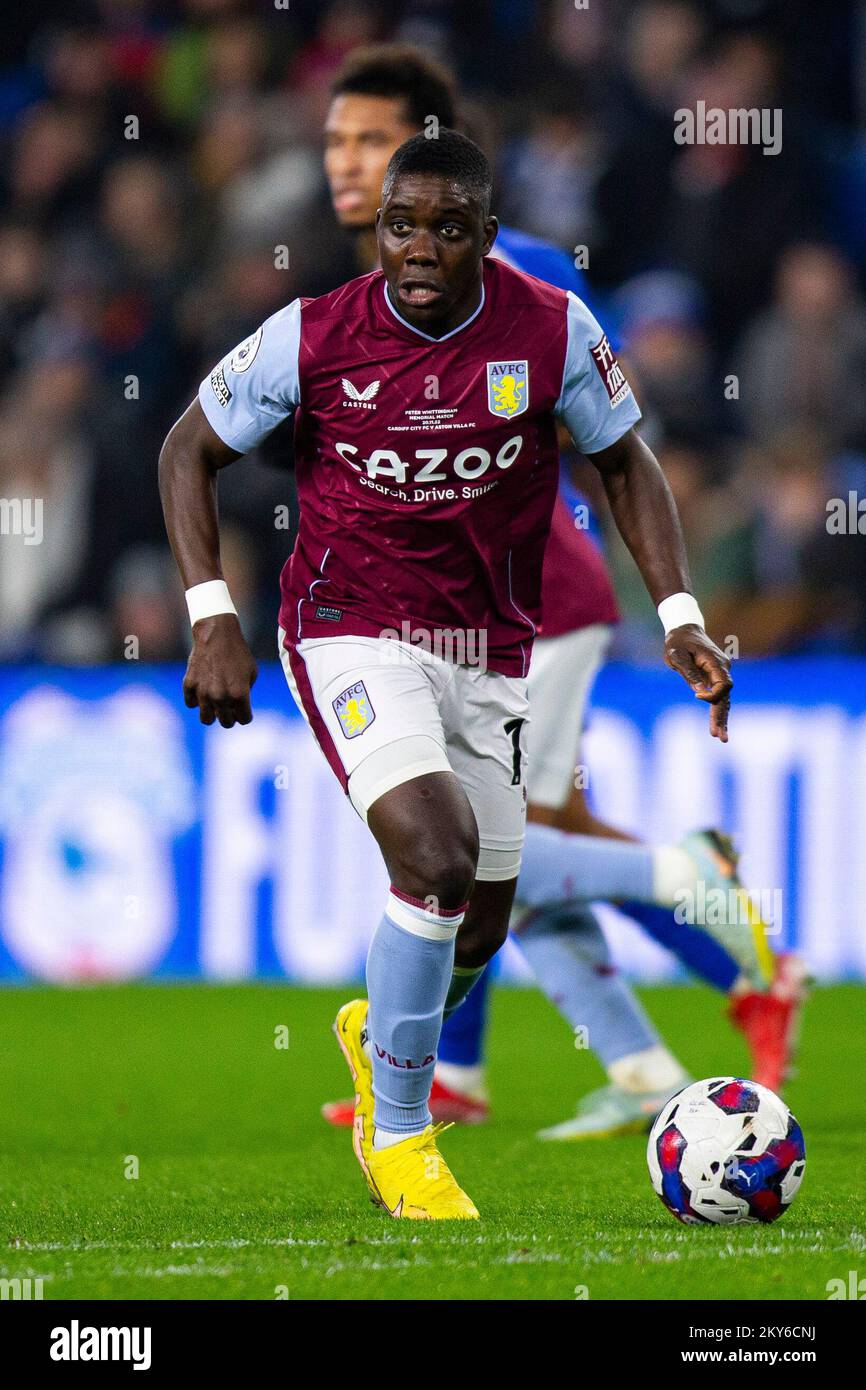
[198,299,302,454]
[554,291,641,454]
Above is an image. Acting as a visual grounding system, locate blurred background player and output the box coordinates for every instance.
[308,45,807,1137]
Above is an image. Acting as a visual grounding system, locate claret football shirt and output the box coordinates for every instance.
[199,256,640,676]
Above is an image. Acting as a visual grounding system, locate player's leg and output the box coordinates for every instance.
[424,649,686,1136]
[517,617,807,1091]
[364,783,515,1132]
[426,624,691,1122]
[433,961,495,1122]
[516,624,692,1133]
[550,782,809,1091]
[514,902,690,1139]
[426,628,598,1112]
[530,784,772,988]
[431,654,532,1117]
[434,655,528,1035]
[516,819,764,985]
[280,630,483,1217]
[364,769,478,1144]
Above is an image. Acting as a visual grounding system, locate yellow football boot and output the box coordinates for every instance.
[333,999,479,1220]
[333,998,377,1196]
[362,1123,480,1220]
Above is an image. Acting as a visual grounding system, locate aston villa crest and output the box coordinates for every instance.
[332,681,376,738]
[486,360,529,418]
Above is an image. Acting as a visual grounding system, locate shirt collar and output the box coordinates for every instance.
[381,277,486,343]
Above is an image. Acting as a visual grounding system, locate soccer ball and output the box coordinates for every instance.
[647,1077,806,1225]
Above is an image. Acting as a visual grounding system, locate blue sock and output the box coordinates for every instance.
[518,822,655,906]
[437,961,495,1066]
[621,901,739,992]
[365,889,463,1136]
[516,903,658,1065]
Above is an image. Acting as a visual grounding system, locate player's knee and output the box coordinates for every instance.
[406,831,478,909]
[369,771,479,908]
[385,811,479,910]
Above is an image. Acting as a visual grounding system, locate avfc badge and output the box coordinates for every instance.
[487,360,529,419]
[332,681,375,739]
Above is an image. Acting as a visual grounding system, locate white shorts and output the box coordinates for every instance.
[278,629,529,882]
[526,622,612,810]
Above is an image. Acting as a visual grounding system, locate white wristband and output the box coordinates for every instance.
[185,579,237,628]
[658,591,704,635]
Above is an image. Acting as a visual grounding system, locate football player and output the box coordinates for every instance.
[316,47,807,1136]
[161,129,734,1216]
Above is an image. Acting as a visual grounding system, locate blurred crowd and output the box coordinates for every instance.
[1,0,866,664]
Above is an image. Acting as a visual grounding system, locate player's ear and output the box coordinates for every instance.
[482,216,499,256]
[375,207,382,230]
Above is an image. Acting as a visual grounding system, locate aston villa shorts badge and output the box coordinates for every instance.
[486,360,529,418]
[333,681,375,738]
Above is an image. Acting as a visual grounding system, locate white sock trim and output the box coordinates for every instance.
[608,1045,688,1095]
[373,1126,426,1150]
[386,889,465,941]
[652,844,699,909]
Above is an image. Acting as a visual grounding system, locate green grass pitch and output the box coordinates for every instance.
[0,982,863,1301]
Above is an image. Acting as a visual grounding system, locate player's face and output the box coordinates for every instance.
[377,173,497,334]
[324,94,418,228]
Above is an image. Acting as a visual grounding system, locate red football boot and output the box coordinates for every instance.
[728,953,811,1094]
[322,1073,490,1127]
[426,1075,489,1125]
[320,1095,356,1127]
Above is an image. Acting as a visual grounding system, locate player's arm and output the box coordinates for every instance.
[159,302,302,728]
[159,402,257,727]
[554,291,732,741]
[587,427,731,741]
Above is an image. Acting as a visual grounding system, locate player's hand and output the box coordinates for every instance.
[183,614,258,727]
[664,624,732,743]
